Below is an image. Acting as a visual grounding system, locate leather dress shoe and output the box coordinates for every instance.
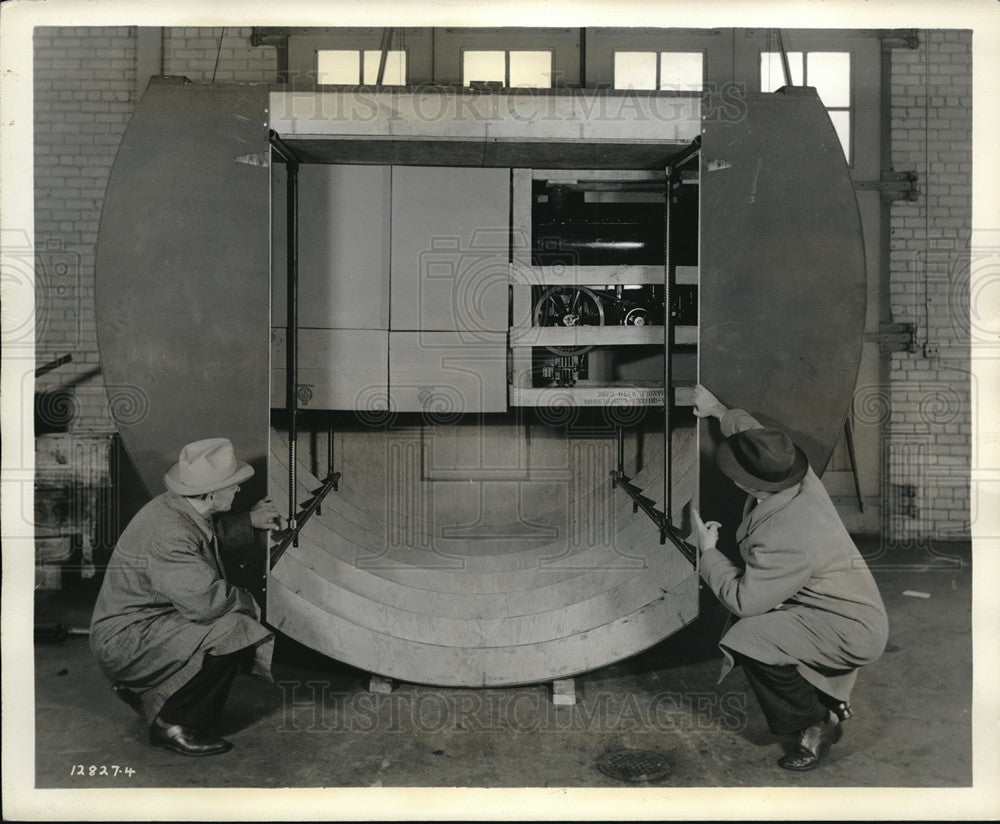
[149,721,233,757]
[778,715,843,771]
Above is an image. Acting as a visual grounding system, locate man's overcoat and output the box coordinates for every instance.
[90,491,274,724]
[699,410,888,700]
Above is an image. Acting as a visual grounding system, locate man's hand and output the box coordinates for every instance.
[249,497,283,531]
[691,508,722,553]
[692,384,728,420]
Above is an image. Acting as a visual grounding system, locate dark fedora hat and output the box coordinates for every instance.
[715,427,809,492]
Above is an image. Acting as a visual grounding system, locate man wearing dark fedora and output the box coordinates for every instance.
[691,385,888,771]
[90,437,282,756]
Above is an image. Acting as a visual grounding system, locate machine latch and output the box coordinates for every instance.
[854,170,919,202]
[864,322,917,353]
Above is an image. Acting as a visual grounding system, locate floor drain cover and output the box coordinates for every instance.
[596,749,671,782]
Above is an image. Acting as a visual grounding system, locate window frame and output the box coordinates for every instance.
[611,49,706,92]
[315,47,409,86]
[459,48,555,89]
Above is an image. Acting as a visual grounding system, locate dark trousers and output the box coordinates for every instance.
[157,647,253,731]
[734,652,834,735]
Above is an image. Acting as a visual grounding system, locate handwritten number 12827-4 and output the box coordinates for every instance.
[70,764,135,777]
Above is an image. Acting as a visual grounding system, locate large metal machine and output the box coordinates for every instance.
[95,79,864,687]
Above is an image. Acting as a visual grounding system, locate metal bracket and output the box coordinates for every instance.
[250,29,290,49]
[234,152,269,167]
[854,171,919,202]
[703,159,733,173]
[881,29,921,50]
[611,470,696,567]
[269,471,341,569]
[864,322,917,353]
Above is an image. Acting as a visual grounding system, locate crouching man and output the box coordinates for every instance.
[90,438,282,757]
[691,386,888,771]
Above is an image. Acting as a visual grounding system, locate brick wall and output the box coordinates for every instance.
[887,30,972,540]
[32,27,276,433]
[162,27,277,83]
[33,27,136,432]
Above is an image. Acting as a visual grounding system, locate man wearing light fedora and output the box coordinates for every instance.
[691,385,888,771]
[90,437,282,756]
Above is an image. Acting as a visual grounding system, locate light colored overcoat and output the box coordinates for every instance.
[699,410,888,701]
[90,491,274,725]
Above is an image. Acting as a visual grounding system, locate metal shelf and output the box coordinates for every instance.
[509,263,698,286]
[509,325,696,347]
[509,384,695,407]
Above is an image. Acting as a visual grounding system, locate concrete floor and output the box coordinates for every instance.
[33,538,971,789]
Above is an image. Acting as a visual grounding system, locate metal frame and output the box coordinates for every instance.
[608,137,701,566]
[269,131,302,544]
[269,130,344,555]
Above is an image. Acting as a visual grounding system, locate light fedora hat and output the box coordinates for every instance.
[164,437,254,496]
[715,427,809,493]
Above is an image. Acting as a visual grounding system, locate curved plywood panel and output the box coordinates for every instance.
[269,446,688,625]
[700,87,866,469]
[94,79,271,498]
[269,565,698,689]
[269,429,671,582]
[268,424,699,686]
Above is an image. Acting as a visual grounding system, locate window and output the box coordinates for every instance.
[316,49,407,85]
[462,50,553,88]
[613,51,704,91]
[761,51,851,161]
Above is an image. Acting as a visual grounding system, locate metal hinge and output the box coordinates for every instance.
[864,322,917,353]
[854,171,919,202]
[234,152,269,167]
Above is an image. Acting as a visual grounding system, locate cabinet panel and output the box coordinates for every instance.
[272,164,391,331]
[389,331,508,413]
[271,328,389,411]
[390,166,510,332]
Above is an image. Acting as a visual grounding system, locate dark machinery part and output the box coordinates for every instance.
[34,354,73,378]
[532,182,665,267]
[532,285,603,386]
[530,284,690,387]
[610,470,697,567]
[533,285,606,355]
[269,470,340,569]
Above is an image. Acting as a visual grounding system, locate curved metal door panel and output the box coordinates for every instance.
[700,88,866,471]
[95,80,271,497]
